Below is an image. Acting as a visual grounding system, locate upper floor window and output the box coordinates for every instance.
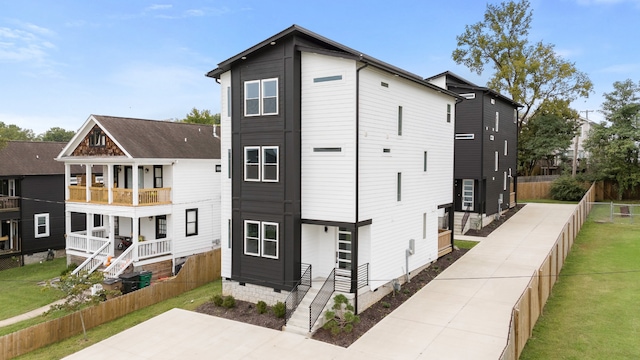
[513,109,518,124]
[495,151,499,171]
[89,129,105,147]
[397,172,402,201]
[398,106,403,136]
[34,213,50,238]
[244,146,279,182]
[446,104,452,123]
[244,220,279,259]
[154,166,163,188]
[244,78,278,116]
[495,112,500,132]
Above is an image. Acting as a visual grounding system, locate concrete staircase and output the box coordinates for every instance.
[283,286,321,336]
[453,211,471,235]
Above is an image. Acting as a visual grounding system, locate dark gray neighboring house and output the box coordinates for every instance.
[427,71,521,233]
[0,141,83,270]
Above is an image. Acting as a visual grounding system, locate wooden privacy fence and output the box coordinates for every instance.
[499,184,595,360]
[517,181,553,200]
[0,248,221,360]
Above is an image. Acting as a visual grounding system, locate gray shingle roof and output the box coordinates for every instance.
[0,141,69,176]
[92,115,220,159]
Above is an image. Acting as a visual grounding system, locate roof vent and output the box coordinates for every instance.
[184,138,187,142]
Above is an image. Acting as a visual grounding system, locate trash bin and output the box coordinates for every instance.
[102,278,122,299]
[119,272,140,294]
[139,271,152,288]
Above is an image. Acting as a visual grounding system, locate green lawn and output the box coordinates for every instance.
[0,258,67,320]
[454,239,479,250]
[15,280,221,360]
[520,219,640,359]
[518,198,580,204]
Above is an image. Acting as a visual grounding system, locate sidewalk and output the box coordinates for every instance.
[64,203,577,360]
[0,299,66,328]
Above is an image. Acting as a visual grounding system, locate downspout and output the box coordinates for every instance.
[354,61,369,314]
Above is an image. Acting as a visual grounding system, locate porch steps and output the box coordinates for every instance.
[453,212,471,235]
[283,286,320,337]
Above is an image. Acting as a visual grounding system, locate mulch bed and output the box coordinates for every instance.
[463,204,526,237]
[196,248,468,348]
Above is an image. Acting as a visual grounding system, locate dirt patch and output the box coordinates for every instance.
[463,204,526,237]
[196,248,468,348]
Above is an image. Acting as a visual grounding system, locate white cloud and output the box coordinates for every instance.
[146,4,173,11]
[599,63,640,73]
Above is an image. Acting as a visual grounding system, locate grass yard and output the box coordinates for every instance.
[520,218,640,359]
[0,258,67,320]
[518,198,580,204]
[15,280,221,360]
[454,239,479,250]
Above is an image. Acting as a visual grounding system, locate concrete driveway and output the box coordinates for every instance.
[64,203,577,360]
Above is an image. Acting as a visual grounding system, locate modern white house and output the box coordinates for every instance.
[207,25,459,334]
[56,115,221,280]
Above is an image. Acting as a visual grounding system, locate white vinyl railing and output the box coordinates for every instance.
[71,241,110,276]
[138,238,172,260]
[103,245,135,279]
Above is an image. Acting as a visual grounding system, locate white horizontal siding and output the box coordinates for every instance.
[301,52,356,223]
[358,67,455,290]
[171,159,220,257]
[219,70,232,278]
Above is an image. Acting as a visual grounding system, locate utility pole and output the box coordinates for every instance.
[574,110,595,177]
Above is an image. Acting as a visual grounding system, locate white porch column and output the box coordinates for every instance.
[108,214,115,256]
[65,210,71,250]
[84,164,91,202]
[64,163,70,201]
[132,164,139,206]
[107,165,114,204]
[86,212,93,250]
[132,217,139,261]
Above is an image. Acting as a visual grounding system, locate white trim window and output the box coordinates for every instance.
[244,220,279,259]
[495,112,500,132]
[446,104,452,123]
[504,171,508,191]
[261,222,279,259]
[262,146,279,182]
[462,179,474,211]
[504,140,508,156]
[244,220,260,256]
[34,213,50,238]
[513,109,518,123]
[244,146,260,181]
[244,146,279,182]
[495,151,499,171]
[244,78,278,116]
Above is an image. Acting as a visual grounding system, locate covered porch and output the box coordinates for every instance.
[64,161,173,206]
[66,212,172,278]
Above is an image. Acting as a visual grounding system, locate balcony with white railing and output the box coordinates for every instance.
[66,227,109,253]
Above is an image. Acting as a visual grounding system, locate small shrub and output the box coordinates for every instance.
[256,300,268,314]
[272,301,286,318]
[381,301,391,308]
[222,295,236,308]
[550,176,586,201]
[323,294,360,335]
[211,294,224,307]
[60,263,78,276]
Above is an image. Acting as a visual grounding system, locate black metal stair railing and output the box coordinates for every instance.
[308,268,335,332]
[284,263,311,322]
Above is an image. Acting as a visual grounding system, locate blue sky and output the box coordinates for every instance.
[1,0,639,135]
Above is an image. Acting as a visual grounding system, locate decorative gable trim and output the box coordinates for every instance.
[71,124,126,157]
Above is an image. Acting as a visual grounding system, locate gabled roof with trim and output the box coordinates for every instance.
[57,115,220,160]
[426,71,522,108]
[206,24,461,100]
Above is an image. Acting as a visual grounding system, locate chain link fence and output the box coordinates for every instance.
[588,202,640,225]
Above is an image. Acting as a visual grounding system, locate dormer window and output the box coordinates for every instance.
[89,129,105,147]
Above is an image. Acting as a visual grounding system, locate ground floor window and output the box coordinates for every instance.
[186,209,198,236]
[34,213,49,238]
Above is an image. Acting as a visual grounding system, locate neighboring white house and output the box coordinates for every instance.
[207,25,459,334]
[56,115,221,281]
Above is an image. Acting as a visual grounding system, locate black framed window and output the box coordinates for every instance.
[154,166,163,188]
[186,209,198,236]
[89,128,105,147]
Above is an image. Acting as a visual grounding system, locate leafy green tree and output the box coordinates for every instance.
[584,79,640,199]
[180,108,220,125]
[452,0,593,124]
[45,270,108,340]
[39,127,75,142]
[0,121,36,149]
[518,100,580,176]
